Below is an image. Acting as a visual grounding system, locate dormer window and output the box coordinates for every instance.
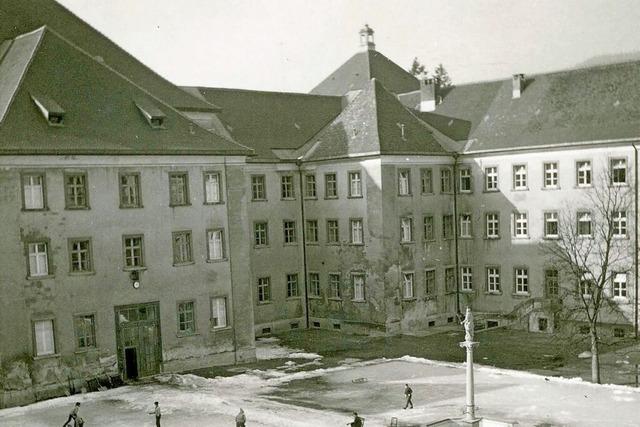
[135,99,166,129]
[31,94,65,126]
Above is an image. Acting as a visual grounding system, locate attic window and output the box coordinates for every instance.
[31,94,65,126]
[135,99,166,129]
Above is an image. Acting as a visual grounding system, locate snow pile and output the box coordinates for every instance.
[254,337,322,361]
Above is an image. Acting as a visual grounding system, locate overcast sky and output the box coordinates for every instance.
[56,0,640,93]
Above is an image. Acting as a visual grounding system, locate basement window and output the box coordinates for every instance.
[135,99,166,129]
[333,323,341,330]
[613,328,625,338]
[261,327,271,335]
[312,321,321,328]
[31,94,65,126]
[290,322,300,330]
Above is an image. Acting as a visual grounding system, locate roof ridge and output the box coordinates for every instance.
[192,85,341,99]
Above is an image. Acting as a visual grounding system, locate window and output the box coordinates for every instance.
[251,175,266,200]
[329,273,341,299]
[544,212,559,238]
[442,214,453,239]
[254,222,268,246]
[487,267,501,293]
[445,267,455,292]
[211,297,227,328]
[545,269,559,297]
[402,273,414,299]
[64,173,88,209]
[306,220,319,243]
[281,175,295,199]
[580,274,594,297]
[325,173,338,198]
[283,220,297,244]
[28,242,49,277]
[22,173,46,210]
[123,235,143,268]
[119,173,141,208]
[286,273,299,298]
[423,215,435,241]
[309,273,320,297]
[484,167,498,191]
[461,267,473,291]
[33,319,55,356]
[169,172,189,206]
[352,274,365,301]
[611,158,627,185]
[400,217,413,242]
[613,211,627,237]
[577,211,592,237]
[459,214,472,238]
[440,168,452,193]
[613,273,627,298]
[514,212,528,237]
[172,231,193,264]
[576,161,592,187]
[348,171,362,197]
[305,174,317,198]
[543,162,559,188]
[514,267,529,294]
[425,269,436,295]
[74,314,96,349]
[204,172,221,203]
[177,301,195,334]
[327,219,339,243]
[207,229,224,260]
[459,168,472,192]
[350,219,363,244]
[486,213,500,239]
[398,170,411,195]
[513,165,527,190]
[257,277,271,303]
[421,168,433,194]
[69,239,92,273]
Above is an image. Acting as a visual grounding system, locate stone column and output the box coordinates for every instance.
[459,340,479,422]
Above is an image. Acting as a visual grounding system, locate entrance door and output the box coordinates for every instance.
[115,302,162,380]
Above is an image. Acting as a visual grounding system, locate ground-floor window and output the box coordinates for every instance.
[210,297,227,328]
[33,319,55,356]
[352,274,365,301]
[73,314,96,349]
[402,272,414,299]
[177,301,196,334]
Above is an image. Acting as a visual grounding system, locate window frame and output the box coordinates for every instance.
[280,174,296,200]
[440,167,453,193]
[543,211,559,239]
[118,172,142,208]
[442,214,454,240]
[63,171,89,210]
[514,266,529,295]
[21,171,47,211]
[203,171,223,204]
[32,318,56,357]
[513,211,529,238]
[459,213,472,238]
[544,268,559,297]
[68,237,94,274]
[177,300,196,336]
[400,216,413,243]
[286,273,300,298]
[398,169,411,196]
[326,219,340,244]
[122,234,145,269]
[486,266,501,294]
[612,272,628,298]
[168,172,190,207]
[73,313,97,350]
[304,174,317,199]
[458,167,472,193]
[348,170,363,198]
[172,230,194,266]
[206,228,225,261]
[26,239,51,279]
[512,164,528,190]
[423,215,435,241]
[460,266,473,291]
[329,273,342,299]
[253,221,269,247]
[485,212,500,239]
[351,272,366,302]
[257,277,271,303]
[251,175,267,201]
[610,158,627,186]
[305,219,319,244]
[350,218,364,245]
[324,173,338,199]
[402,272,415,299]
[308,272,321,298]
[425,268,436,296]
[210,297,228,329]
[484,166,498,192]
[283,220,297,245]
[420,168,433,194]
[576,160,592,188]
[577,210,593,237]
[543,162,559,189]
[613,210,627,238]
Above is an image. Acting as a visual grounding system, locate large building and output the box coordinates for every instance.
[1,0,638,408]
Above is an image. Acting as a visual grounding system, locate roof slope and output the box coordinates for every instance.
[0,27,250,155]
[303,79,450,161]
[0,0,217,111]
[310,50,419,96]
[187,87,343,160]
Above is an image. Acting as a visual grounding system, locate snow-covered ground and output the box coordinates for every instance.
[1,339,638,426]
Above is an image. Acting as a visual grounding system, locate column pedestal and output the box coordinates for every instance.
[459,340,480,423]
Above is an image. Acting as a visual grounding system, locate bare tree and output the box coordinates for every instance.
[541,171,633,383]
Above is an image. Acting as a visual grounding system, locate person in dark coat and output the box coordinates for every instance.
[403,383,413,409]
[63,402,81,427]
[235,408,246,427]
[347,411,364,427]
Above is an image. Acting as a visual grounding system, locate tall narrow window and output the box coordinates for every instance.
[514,267,529,294]
[286,273,299,298]
[544,212,559,238]
[543,162,559,188]
[613,211,627,237]
[281,175,295,199]
[207,229,224,260]
[398,170,411,195]
[613,273,627,298]
[251,175,266,200]
[123,235,143,268]
[350,219,363,244]
[576,161,592,187]
[28,242,49,277]
[283,220,297,244]
[577,211,592,237]
[211,297,227,328]
[461,267,473,291]
[169,172,189,206]
[172,231,193,264]
[119,173,141,208]
[484,167,498,191]
[514,212,528,237]
[580,273,594,297]
[402,273,414,299]
[329,273,341,299]
[306,220,319,243]
[445,267,455,292]
[352,274,365,301]
[305,174,317,198]
[23,173,45,210]
[545,269,559,297]
[325,173,338,198]
[440,168,452,193]
[400,217,413,242]
[486,213,500,238]
[254,222,268,246]
[177,301,195,334]
[442,215,453,239]
[421,168,433,194]
[257,277,271,303]
[513,165,527,190]
[348,171,362,197]
[33,319,55,356]
[459,168,472,192]
[425,269,436,295]
[459,214,472,238]
[327,219,339,243]
[73,314,96,349]
[487,267,501,293]
[611,158,627,185]
[69,239,92,273]
[204,172,221,203]
[65,173,88,209]
[423,215,435,241]
[309,273,321,297]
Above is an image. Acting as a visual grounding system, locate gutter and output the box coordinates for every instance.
[452,154,461,316]
[296,160,310,329]
[634,144,639,339]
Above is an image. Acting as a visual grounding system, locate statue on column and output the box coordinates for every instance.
[461,307,474,342]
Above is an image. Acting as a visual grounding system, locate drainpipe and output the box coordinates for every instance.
[634,143,639,339]
[222,159,239,362]
[452,154,461,316]
[297,160,310,329]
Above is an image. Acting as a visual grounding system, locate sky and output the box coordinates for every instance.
[55,0,640,93]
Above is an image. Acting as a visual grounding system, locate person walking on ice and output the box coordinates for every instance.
[236,408,246,427]
[63,402,81,426]
[403,383,413,409]
[347,411,364,427]
[148,401,161,427]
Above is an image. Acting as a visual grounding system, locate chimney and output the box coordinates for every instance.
[359,24,375,51]
[419,77,438,112]
[512,74,525,99]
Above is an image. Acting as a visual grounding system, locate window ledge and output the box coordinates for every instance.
[423,239,436,243]
[69,271,96,276]
[328,297,342,302]
[123,266,147,272]
[402,298,416,302]
[459,236,473,240]
[483,189,499,193]
[512,293,531,298]
[33,353,60,361]
[281,198,297,201]
[206,258,228,264]
[351,299,367,303]
[484,291,503,296]
[513,236,530,240]
[424,295,437,301]
[303,197,318,201]
[397,194,412,197]
[350,243,365,247]
[512,188,529,192]
[283,243,299,247]
[203,201,225,206]
[484,236,500,240]
[575,185,593,189]
[308,295,322,300]
[22,208,49,212]
[305,242,320,246]
[612,296,629,303]
[541,186,560,191]
[543,236,559,240]
[210,326,231,332]
[400,241,415,245]
[461,289,474,294]
[613,235,629,240]
[459,190,473,195]
[253,245,269,249]
[173,261,195,267]
[74,347,98,354]
[27,274,55,281]
[119,205,144,209]
[324,196,339,200]
[65,206,90,211]
[257,301,271,305]
[421,192,435,196]
[286,297,301,301]
[169,203,192,207]
[347,195,364,199]
[177,332,200,338]
[251,199,268,202]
